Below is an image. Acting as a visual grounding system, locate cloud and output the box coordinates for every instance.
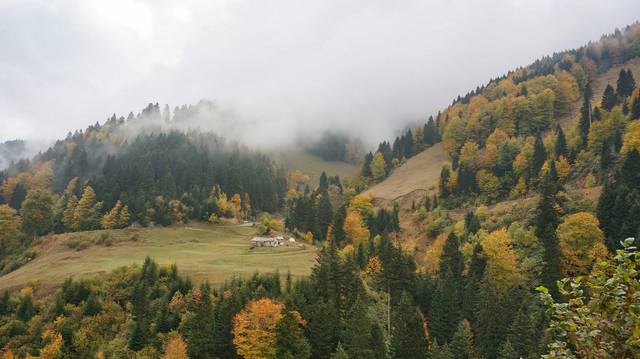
[0,0,638,146]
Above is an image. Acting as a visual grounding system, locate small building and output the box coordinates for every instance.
[251,237,280,247]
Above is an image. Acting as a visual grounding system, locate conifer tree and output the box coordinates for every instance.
[315,194,333,241]
[362,152,373,177]
[579,83,592,147]
[631,95,640,120]
[535,171,562,298]
[20,189,54,236]
[602,84,618,111]
[275,309,311,359]
[184,285,216,358]
[554,125,567,159]
[390,292,427,359]
[341,298,385,359]
[74,186,97,231]
[118,204,130,228]
[331,206,347,246]
[532,132,547,177]
[319,172,329,193]
[449,319,476,359]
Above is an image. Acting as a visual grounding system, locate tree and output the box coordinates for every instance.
[579,83,592,147]
[74,186,99,231]
[631,95,640,120]
[556,212,607,276]
[535,172,562,298]
[232,298,284,359]
[390,292,427,359]
[621,120,640,155]
[275,309,311,359]
[481,229,522,290]
[0,205,21,254]
[601,84,618,111]
[315,194,333,241]
[538,239,640,358]
[118,204,130,228]
[20,189,54,236]
[554,125,567,159]
[616,68,636,98]
[62,195,78,231]
[101,200,121,229]
[370,152,387,180]
[532,132,547,177]
[184,285,216,358]
[341,298,386,359]
[343,211,370,247]
[449,319,476,359]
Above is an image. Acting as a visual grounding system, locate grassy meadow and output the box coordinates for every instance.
[0,223,318,294]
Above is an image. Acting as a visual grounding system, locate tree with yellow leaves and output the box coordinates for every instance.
[31,161,54,191]
[481,228,522,290]
[555,155,571,182]
[459,141,480,169]
[40,329,63,359]
[556,212,608,276]
[101,200,122,229]
[621,120,640,154]
[161,333,189,359]
[343,211,370,247]
[232,298,284,359]
[370,152,387,180]
[0,205,21,255]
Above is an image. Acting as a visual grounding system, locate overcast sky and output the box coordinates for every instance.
[0,0,638,145]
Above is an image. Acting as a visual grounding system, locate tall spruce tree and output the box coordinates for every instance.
[535,171,562,298]
[579,83,592,147]
[276,308,311,359]
[390,292,427,359]
[554,125,567,159]
[602,84,618,111]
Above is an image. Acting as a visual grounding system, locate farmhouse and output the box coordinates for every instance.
[251,237,280,247]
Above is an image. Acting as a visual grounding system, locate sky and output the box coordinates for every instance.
[0,0,638,147]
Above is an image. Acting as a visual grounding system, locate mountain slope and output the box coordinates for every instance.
[363,142,447,201]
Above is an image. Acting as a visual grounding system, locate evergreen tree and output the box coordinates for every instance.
[602,84,618,111]
[319,172,329,193]
[9,183,26,211]
[449,319,476,359]
[554,125,567,159]
[362,152,373,177]
[129,319,148,351]
[341,298,385,359]
[390,292,427,359]
[429,341,453,359]
[532,131,547,177]
[616,68,636,98]
[631,95,640,120]
[315,194,333,241]
[82,293,101,316]
[184,284,216,358]
[331,206,347,246]
[275,309,312,359]
[497,340,518,359]
[579,83,592,146]
[307,301,340,359]
[535,172,562,298]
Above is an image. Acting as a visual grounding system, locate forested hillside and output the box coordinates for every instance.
[0,22,639,359]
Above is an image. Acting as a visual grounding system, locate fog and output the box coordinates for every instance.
[0,0,638,148]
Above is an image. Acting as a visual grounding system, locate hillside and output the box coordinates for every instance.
[272,149,359,186]
[0,223,317,295]
[363,143,447,201]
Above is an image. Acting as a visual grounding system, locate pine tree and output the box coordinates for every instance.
[275,309,311,359]
[316,194,333,241]
[331,206,347,246]
[307,301,340,359]
[101,200,121,229]
[497,340,518,359]
[535,172,562,298]
[184,284,216,358]
[9,183,27,211]
[631,95,640,120]
[579,83,592,147]
[129,319,148,351]
[362,152,373,177]
[341,298,385,359]
[390,292,427,359]
[532,131,547,177]
[319,172,329,193]
[429,341,453,359]
[602,84,618,111]
[449,319,476,359]
[330,343,349,359]
[20,189,54,236]
[616,68,636,98]
[554,125,567,159]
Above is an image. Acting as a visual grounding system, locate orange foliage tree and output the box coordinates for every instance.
[232,298,284,359]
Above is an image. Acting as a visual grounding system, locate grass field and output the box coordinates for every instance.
[363,143,448,201]
[272,149,360,186]
[0,223,318,294]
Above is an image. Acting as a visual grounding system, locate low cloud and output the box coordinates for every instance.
[0,0,638,147]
